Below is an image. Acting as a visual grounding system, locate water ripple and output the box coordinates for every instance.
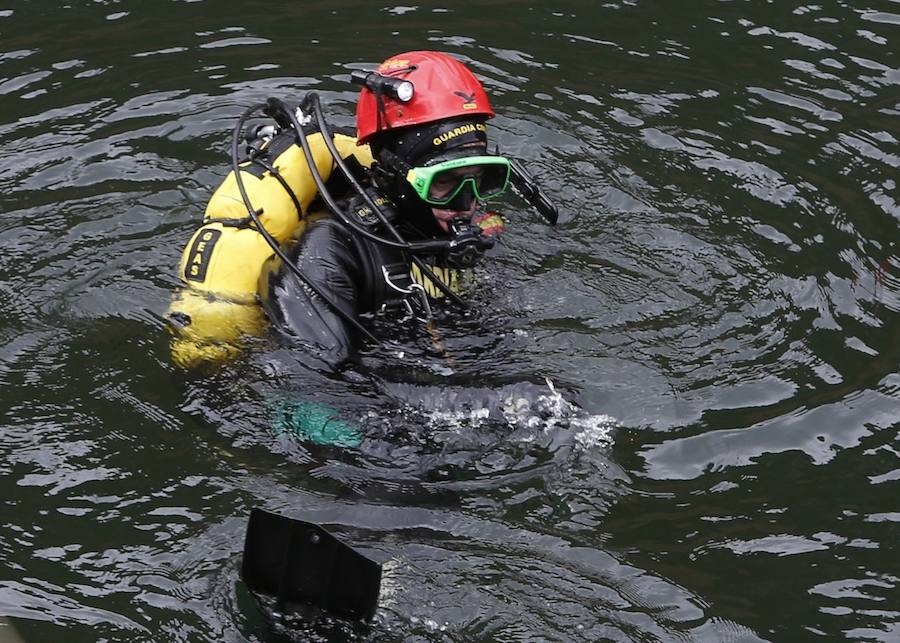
[0,1,898,641]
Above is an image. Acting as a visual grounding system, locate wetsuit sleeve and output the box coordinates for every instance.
[259,218,365,368]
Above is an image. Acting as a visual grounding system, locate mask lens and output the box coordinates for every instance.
[472,163,509,199]
[415,157,510,206]
[428,168,470,202]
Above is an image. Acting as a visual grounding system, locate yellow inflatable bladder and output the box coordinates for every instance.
[168,132,373,369]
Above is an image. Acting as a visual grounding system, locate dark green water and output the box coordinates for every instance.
[1,1,898,641]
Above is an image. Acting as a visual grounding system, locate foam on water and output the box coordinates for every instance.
[401,378,618,451]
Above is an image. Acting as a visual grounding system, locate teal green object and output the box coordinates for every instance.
[270,401,362,448]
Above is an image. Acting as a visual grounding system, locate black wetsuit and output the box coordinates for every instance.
[251,123,501,368]
[258,185,442,368]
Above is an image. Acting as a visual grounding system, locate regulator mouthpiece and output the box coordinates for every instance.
[444,222,495,269]
[351,70,415,103]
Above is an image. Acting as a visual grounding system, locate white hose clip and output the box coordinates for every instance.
[294,106,313,128]
[381,266,432,323]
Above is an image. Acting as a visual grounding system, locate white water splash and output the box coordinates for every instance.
[408,378,618,450]
[422,406,491,427]
[571,414,619,450]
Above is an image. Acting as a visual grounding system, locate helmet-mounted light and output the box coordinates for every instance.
[351,70,415,103]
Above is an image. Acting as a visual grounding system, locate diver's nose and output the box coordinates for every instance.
[452,183,476,212]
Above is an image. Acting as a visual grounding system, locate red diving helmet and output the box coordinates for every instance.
[355,51,495,146]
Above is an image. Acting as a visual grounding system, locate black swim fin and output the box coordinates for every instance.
[241,508,382,622]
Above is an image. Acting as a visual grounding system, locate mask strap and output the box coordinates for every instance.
[379,147,413,175]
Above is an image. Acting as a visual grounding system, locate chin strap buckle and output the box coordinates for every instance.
[381,265,432,323]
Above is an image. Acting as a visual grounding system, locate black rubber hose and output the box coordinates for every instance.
[229,103,381,345]
[303,92,469,308]
[270,96,450,255]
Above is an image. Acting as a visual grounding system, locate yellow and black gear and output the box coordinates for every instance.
[167,132,374,369]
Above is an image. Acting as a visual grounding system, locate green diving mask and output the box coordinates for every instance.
[405,155,511,209]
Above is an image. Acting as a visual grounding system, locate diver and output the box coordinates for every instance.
[254,51,557,368]
[169,50,557,371]
[175,53,562,618]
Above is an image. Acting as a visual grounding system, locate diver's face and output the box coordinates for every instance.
[428,164,483,231]
[431,200,478,233]
[424,144,486,232]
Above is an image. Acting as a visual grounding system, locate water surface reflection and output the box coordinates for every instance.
[0,1,898,641]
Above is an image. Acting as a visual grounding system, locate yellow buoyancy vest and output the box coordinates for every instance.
[168,132,374,369]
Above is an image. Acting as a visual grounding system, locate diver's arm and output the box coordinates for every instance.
[259,218,364,368]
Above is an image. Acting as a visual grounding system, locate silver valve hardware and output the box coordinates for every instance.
[254,124,278,139]
[350,70,415,103]
[294,106,312,127]
[261,97,312,131]
[245,124,278,158]
[381,266,432,323]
